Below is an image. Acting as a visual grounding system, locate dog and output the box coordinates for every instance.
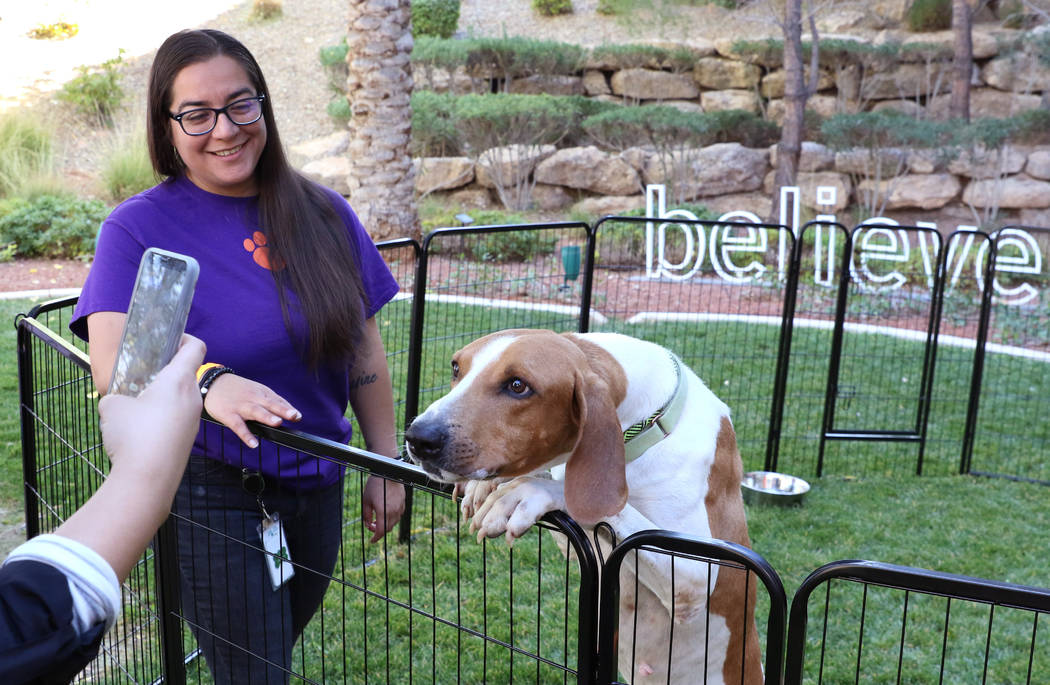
[404,329,762,684]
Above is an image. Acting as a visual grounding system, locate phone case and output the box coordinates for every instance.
[108,248,199,397]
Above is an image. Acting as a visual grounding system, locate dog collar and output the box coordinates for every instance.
[622,355,687,463]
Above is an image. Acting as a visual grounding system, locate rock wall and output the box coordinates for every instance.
[299,22,1050,229]
[414,27,1050,123]
[295,132,1050,228]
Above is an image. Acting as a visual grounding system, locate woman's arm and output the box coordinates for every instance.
[85,312,301,448]
[349,317,406,542]
[54,336,205,581]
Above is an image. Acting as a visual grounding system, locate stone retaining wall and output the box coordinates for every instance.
[297,23,1050,228]
[414,27,1050,124]
[294,131,1050,227]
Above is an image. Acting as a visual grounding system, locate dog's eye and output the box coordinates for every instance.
[451,360,459,379]
[505,377,532,397]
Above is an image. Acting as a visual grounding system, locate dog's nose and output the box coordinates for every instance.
[405,420,447,462]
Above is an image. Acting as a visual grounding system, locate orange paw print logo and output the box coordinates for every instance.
[243,231,282,270]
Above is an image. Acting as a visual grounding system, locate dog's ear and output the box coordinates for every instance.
[563,368,628,525]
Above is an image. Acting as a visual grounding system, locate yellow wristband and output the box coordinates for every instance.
[196,362,222,384]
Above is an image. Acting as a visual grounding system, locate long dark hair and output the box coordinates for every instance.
[148,29,367,367]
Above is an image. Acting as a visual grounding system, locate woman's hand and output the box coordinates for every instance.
[362,476,406,543]
[202,373,301,448]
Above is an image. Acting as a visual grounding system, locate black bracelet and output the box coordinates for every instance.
[199,365,234,396]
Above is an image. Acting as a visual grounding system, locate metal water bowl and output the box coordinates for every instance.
[741,471,810,507]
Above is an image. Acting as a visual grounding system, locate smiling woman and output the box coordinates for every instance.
[166,55,267,196]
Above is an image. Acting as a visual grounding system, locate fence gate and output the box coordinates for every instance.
[815,223,948,476]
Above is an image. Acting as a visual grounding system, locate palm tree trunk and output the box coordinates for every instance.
[345,0,420,241]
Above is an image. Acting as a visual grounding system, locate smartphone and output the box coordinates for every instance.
[107,248,199,397]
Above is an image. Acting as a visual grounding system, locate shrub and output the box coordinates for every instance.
[57,51,125,127]
[590,43,698,72]
[319,41,349,69]
[453,93,586,208]
[100,127,158,202]
[0,195,109,258]
[411,91,613,156]
[474,228,559,261]
[598,0,737,15]
[27,21,78,40]
[413,36,585,86]
[533,0,573,16]
[250,0,283,20]
[906,0,952,32]
[411,35,472,73]
[820,111,954,152]
[583,105,777,151]
[0,112,53,198]
[453,93,582,151]
[411,91,460,157]
[326,96,352,124]
[412,0,461,38]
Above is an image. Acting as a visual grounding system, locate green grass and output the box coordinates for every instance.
[0,110,59,199]
[748,475,1050,683]
[13,296,1050,682]
[0,297,54,504]
[99,125,158,202]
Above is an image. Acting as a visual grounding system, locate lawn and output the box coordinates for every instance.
[10,294,1050,683]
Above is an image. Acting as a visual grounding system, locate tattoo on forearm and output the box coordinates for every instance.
[350,372,378,391]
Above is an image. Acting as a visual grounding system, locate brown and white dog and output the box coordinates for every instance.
[404,329,762,685]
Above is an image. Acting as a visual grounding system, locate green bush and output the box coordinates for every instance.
[0,111,53,199]
[452,92,583,149]
[906,0,952,32]
[732,37,902,71]
[582,105,778,151]
[411,91,460,156]
[427,217,558,262]
[413,36,586,83]
[57,51,125,127]
[326,96,352,124]
[27,21,78,40]
[411,91,617,156]
[597,0,737,15]
[249,0,283,21]
[412,0,461,38]
[474,228,559,261]
[590,43,698,72]
[955,110,1050,149]
[319,41,349,69]
[0,195,109,258]
[533,0,573,16]
[819,111,954,152]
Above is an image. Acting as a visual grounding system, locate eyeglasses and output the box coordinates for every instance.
[169,95,266,136]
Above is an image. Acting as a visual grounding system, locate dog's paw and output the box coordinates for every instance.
[459,478,506,520]
[468,477,564,544]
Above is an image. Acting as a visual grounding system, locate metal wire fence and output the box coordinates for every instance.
[15,216,1050,683]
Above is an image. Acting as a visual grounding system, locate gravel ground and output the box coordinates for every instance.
[4,0,774,197]
[0,0,774,294]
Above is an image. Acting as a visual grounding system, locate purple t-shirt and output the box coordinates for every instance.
[71,175,399,490]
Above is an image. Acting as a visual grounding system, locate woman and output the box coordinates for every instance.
[71,29,406,683]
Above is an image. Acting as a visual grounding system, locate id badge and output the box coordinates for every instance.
[258,513,294,590]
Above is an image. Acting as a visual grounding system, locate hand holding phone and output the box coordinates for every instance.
[108,248,199,397]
